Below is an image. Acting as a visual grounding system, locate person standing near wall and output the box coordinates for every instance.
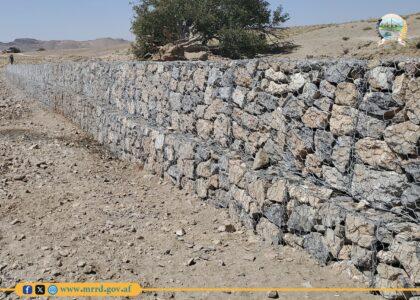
[9,54,14,65]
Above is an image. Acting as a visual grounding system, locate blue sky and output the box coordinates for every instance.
[0,0,418,42]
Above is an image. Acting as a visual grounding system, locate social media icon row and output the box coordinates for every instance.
[23,285,44,295]
[23,284,57,295]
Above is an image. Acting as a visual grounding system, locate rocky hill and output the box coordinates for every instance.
[277,12,420,60]
[0,38,130,52]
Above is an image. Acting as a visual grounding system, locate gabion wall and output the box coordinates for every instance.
[5,58,419,299]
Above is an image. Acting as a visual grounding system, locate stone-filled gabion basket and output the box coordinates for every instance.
[6,57,420,299]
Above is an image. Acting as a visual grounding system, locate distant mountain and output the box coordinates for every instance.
[0,38,130,52]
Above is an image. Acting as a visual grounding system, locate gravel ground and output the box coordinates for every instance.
[0,70,380,300]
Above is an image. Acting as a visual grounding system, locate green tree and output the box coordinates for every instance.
[131,0,289,59]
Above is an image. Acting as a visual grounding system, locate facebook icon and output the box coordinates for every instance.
[23,285,33,295]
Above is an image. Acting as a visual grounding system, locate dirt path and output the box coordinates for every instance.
[0,70,379,300]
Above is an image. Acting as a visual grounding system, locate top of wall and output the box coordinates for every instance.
[10,56,420,69]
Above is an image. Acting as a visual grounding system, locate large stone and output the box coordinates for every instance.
[377,251,397,265]
[288,182,332,207]
[330,105,358,136]
[337,245,352,260]
[325,62,352,83]
[405,77,420,125]
[195,145,211,162]
[219,87,233,99]
[345,214,376,248]
[314,97,333,112]
[154,133,165,150]
[392,74,408,105]
[289,73,306,92]
[232,87,247,108]
[351,164,408,206]
[204,99,231,120]
[322,166,350,192]
[319,80,336,98]
[229,202,257,230]
[368,66,395,90]
[302,107,329,129]
[350,245,373,268]
[374,279,411,300]
[390,240,420,284]
[256,218,283,245]
[235,109,259,130]
[182,177,196,194]
[375,264,414,299]
[314,130,334,161]
[303,232,330,265]
[283,233,304,248]
[331,136,352,173]
[252,149,270,170]
[232,121,249,141]
[265,68,288,83]
[230,186,252,212]
[359,92,399,117]
[178,159,195,179]
[266,179,288,203]
[400,61,420,76]
[263,138,283,160]
[324,228,344,258]
[256,92,279,111]
[304,153,323,177]
[196,178,209,198]
[335,82,358,107]
[355,137,400,171]
[356,113,387,139]
[300,82,320,105]
[196,119,213,139]
[288,126,314,159]
[181,95,197,113]
[262,203,286,228]
[266,81,288,96]
[196,104,208,119]
[167,165,182,186]
[204,86,216,104]
[193,68,207,90]
[377,263,411,282]
[244,102,264,115]
[169,92,182,111]
[318,201,347,228]
[248,179,268,204]
[384,121,420,155]
[228,160,247,185]
[177,141,196,159]
[282,95,306,119]
[214,114,231,145]
[196,160,213,178]
[287,205,317,233]
[401,159,420,182]
[178,114,195,132]
[234,67,253,87]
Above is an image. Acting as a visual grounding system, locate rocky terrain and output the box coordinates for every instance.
[279,13,420,60]
[0,38,130,53]
[0,68,381,299]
